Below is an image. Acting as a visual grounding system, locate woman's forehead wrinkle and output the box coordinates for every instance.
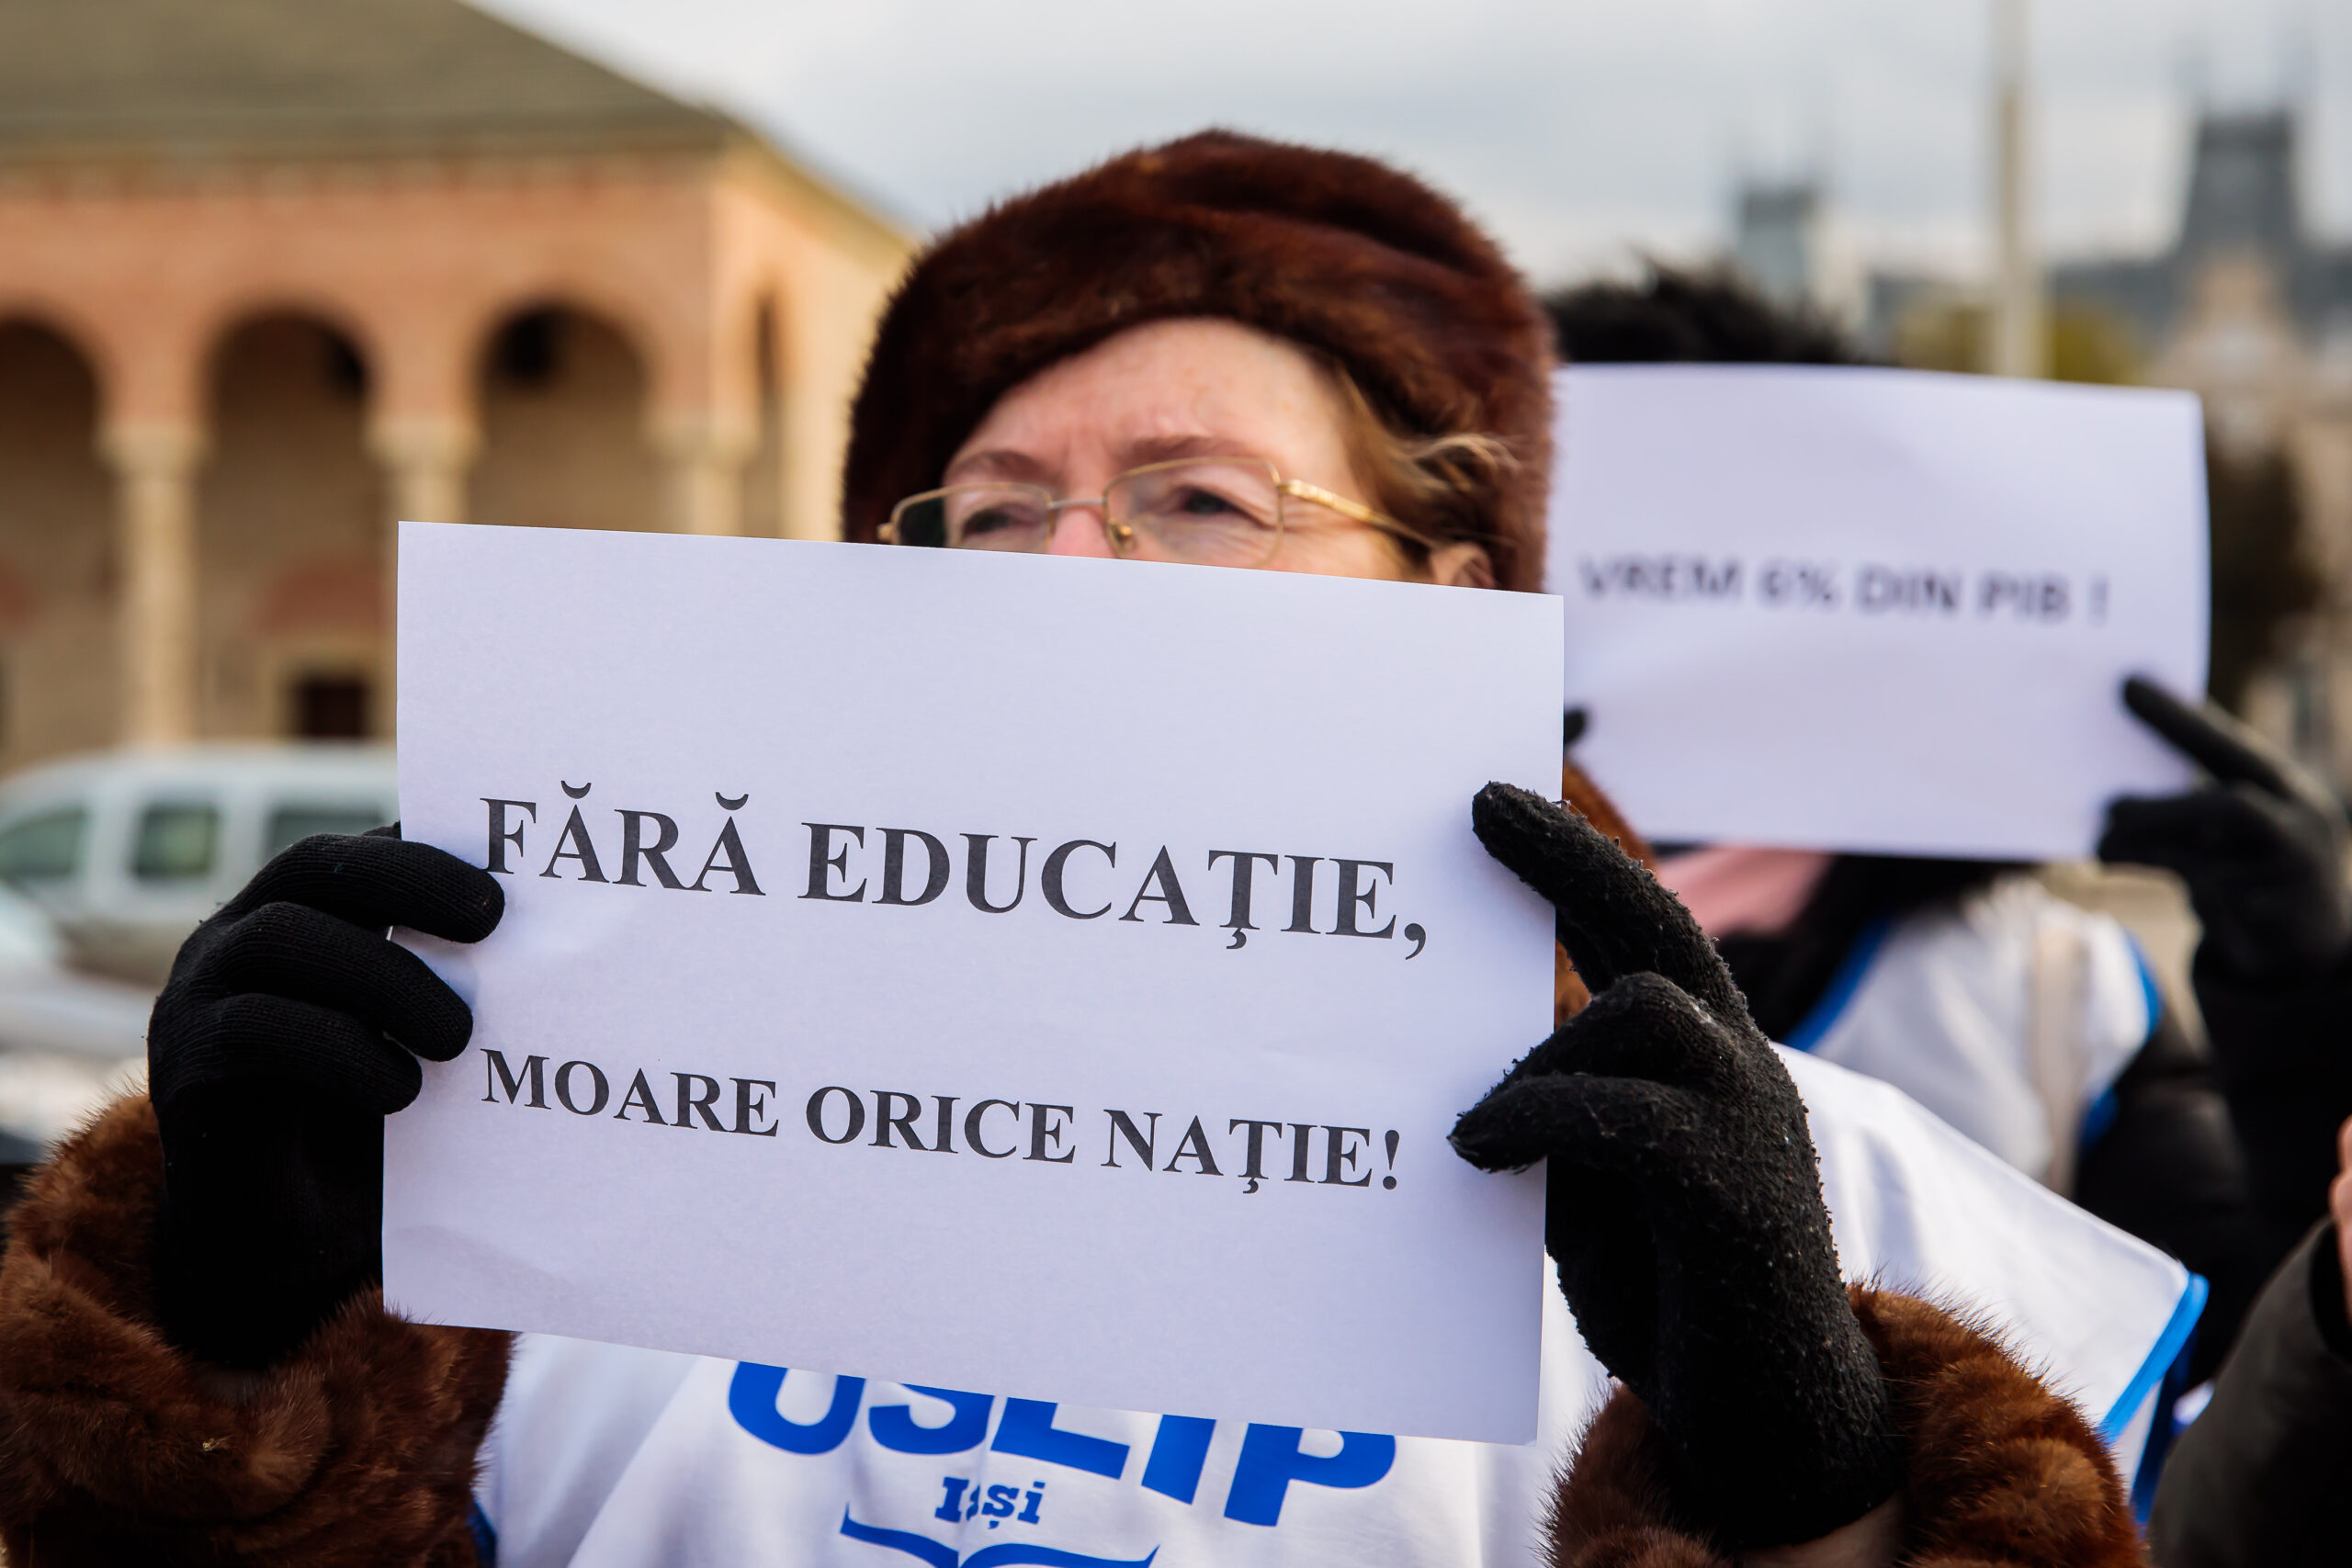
[1119,431,1250,468]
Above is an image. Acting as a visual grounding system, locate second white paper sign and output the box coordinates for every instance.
[1548,366,2208,860]
[388,523,1558,1444]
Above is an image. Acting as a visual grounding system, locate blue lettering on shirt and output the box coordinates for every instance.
[1222,1427,1397,1526]
[839,1509,1159,1567]
[871,1386,997,1454]
[729,1365,865,1452]
[729,1364,1400,1531]
[993,1400,1129,1479]
[1137,1416,1215,1503]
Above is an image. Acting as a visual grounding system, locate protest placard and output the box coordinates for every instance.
[1549,366,2208,859]
[387,522,1559,1444]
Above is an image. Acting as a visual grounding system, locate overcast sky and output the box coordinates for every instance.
[478,0,2351,288]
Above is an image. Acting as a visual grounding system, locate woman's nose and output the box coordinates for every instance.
[1045,506,1117,558]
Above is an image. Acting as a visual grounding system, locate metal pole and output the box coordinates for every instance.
[1988,0,2043,378]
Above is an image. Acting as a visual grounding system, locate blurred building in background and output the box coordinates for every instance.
[1732,175,1865,332]
[1860,108,2352,395]
[1734,180,1824,310]
[0,0,910,768]
[1826,104,2352,778]
[2051,111,2352,450]
[2049,108,2352,773]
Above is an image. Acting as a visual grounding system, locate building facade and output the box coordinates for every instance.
[1730,175,1867,332]
[2053,112,2352,446]
[2052,111,2352,770]
[0,0,910,765]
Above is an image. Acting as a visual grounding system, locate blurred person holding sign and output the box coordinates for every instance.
[2103,681,2352,1379]
[1550,272,2352,1406]
[0,139,2178,1568]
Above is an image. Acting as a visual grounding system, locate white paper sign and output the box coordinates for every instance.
[1549,366,2208,858]
[388,523,1558,1444]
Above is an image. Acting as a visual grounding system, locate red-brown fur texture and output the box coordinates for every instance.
[840,130,1558,592]
[0,1096,510,1566]
[1548,1285,2148,1567]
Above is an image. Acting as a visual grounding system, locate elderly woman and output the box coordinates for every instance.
[0,136,2148,1568]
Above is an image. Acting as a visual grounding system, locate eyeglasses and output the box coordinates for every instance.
[880,457,1430,570]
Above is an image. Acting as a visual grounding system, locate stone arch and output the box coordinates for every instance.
[197,310,385,739]
[0,295,119,424]
[469,299,662,534]
[0,315,116,765]
[456,279,673,413]
[195,288,388,401]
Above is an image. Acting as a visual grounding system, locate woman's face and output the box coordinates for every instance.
[944,318,1490,585]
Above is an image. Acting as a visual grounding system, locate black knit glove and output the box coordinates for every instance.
[1450,784,1900,1550]
[2101,674,2352,983]
[148,827,503,1369]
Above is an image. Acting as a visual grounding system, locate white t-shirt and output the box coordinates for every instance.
[1786,876,2156,1182]
[472,1049,2199,1568]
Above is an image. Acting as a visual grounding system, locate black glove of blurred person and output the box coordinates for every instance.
[2102,676,2352,1235]
[147,827,503,1369]
[1450,784,1900,1551]
[2101,674,2352,983]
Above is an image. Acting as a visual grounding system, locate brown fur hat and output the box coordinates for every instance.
[840,130,1556,592]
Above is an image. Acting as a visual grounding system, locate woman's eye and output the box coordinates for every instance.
[960,506,1023,536]
[1171,486,1240,517]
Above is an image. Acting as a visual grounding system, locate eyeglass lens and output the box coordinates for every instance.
[899,461,1284,566]
[1112,463,1280,566]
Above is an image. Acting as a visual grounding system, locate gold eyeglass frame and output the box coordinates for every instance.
[879,456,1434,568]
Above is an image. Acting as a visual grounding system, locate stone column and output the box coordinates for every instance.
[368,417,480,727]
[650,410,757,536]
[371,415,480,620]
[101,422,206,746]
[372,416,480,528]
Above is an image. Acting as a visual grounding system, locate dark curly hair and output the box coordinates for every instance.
[1543,266,1867,368]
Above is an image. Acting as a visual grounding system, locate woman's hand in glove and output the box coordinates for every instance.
[2101,674,2351,982]
[1449,784,1900,1552]
[146,827,503,1370]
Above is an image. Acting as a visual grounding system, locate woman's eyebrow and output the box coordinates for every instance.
[943,448,1050,483]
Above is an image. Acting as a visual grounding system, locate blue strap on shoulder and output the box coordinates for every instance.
[468,1498,499,1567]
[1781,918,1895,1053]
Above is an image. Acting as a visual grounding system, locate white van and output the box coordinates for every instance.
[0,744,396,984]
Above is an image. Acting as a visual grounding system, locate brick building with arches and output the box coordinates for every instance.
[0,0,910,762]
